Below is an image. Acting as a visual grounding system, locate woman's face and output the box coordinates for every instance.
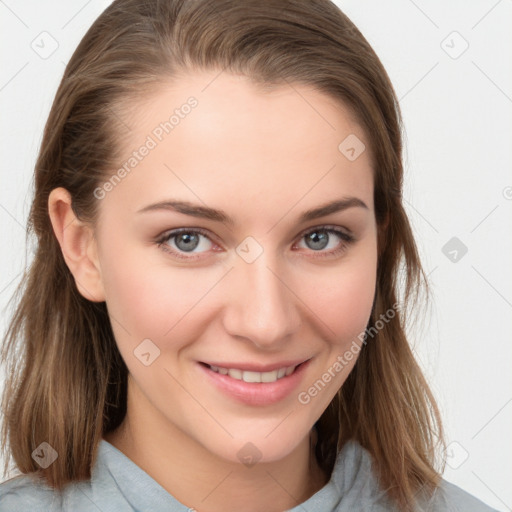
[92,71,378,464]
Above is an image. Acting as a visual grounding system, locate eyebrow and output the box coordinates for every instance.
[136,196,368,226]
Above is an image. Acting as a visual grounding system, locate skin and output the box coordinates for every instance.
[49,70,378,512]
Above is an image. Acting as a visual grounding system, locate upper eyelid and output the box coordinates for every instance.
[298,224,353,238]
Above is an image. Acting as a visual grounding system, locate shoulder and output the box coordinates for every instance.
[0,470,131,512]
[0,440,177,511]
[329,441,499,512]
[0,473,63,511]
[423,478,500,512]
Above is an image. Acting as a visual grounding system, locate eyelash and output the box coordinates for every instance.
[155,225,355,261]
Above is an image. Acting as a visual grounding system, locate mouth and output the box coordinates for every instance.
[197,358,312,406]
[199,360,307,383]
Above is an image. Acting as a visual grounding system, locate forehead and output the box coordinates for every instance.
[104,70,374,221]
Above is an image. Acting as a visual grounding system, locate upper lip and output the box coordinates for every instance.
[200,358,310,372]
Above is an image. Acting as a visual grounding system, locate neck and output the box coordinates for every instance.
[104,390,328,512]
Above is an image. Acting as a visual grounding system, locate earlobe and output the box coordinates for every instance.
[48,187,106,302]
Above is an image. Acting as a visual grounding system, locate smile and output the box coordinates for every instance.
[197,359,311,406]
[206,363,299,383]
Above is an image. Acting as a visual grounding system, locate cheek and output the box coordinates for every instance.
[303,245,377,346]
[333,270,375,340]
[102,261,204,335]
[97,233,194,339]
[98,242,227,367]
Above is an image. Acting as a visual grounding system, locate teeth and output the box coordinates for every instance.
[228,368,242,380]
[209,364,298,383]
[242,371,262,383]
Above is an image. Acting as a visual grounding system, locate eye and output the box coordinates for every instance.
[155,225,355,261]
[156,228,216,260]
[294,226,355,257]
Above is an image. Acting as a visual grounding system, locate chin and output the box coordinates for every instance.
[204,427,309,467]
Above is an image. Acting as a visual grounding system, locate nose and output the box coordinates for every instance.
[221,252,302,350]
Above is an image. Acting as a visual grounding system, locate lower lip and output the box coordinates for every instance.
[197,360,311,406]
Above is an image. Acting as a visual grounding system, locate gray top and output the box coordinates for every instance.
[0,439,498,511]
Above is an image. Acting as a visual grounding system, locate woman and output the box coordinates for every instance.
[0,1,498,511]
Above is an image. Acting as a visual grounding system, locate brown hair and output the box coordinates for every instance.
[1,0,445,510]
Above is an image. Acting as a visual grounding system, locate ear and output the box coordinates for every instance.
[48,187,106,302]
